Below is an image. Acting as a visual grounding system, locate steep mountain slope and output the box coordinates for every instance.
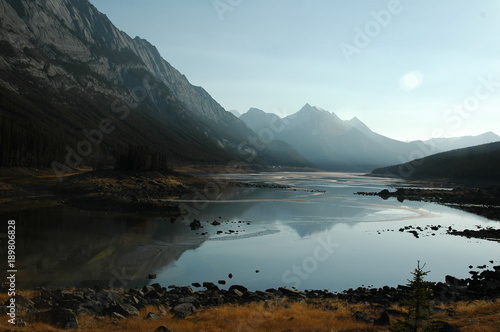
[240,104,434,171]
[371,141,500,181]
[0,0,307,169]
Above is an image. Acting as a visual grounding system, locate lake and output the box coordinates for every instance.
[3,172,499,292]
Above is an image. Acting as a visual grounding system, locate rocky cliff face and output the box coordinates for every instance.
[0,0,234,123]
[0,0,307,168]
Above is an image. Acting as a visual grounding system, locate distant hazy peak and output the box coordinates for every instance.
[246,107,267,115]
[229,109,241,117]
[298,103,327,114]
[241,108,282,119]
[348,116,372,134]
[240,107,283,132]
[290,104,342,125]
[478,131,500,139]
[422,131,500,152]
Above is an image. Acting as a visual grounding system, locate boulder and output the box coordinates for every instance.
[143,285,156,294]
[146,312,162,320]
[229,285,248,295]
[145,290,161,299]
[80,299,105,315]
[58,299,81,311]
[231,289,244,297]
[47,308,79,330]
[108,303,139,317]
[6,295,37,317]
[203,282,219,291]
[151,283,164,293]
[278,287,306,298]
[178,296,198,305]
[171,303,196,318]
[95,289,122,307]
[445,275,467,286]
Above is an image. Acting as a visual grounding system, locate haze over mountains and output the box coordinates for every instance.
[239,105,500,171]
[0,0,499,174]
[421,132,500,152]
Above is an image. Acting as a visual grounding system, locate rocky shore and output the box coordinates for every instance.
[0,168,207,214]
[236,181,326,193]
[54,169,194,214]
[448,227,500,242]
[356,186,500,221]
[3,265,499,330]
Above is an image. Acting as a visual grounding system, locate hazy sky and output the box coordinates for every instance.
[90,0,500,141]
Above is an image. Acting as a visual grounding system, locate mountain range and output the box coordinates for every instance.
[0,0,308,170]
[239,105,500,171]
[0,0,499,174]
[420,132,500,152]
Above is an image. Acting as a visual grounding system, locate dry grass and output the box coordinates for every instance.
[0,296,381,332]
[441,301,500,332]
[76,302,375,332]
[1,292,499,331]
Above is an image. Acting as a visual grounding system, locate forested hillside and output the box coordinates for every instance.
[372,142,500,181]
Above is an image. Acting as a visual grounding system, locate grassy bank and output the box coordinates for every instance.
[1,290,499,331]
[0,167,213,213]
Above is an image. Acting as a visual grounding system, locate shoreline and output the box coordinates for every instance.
[356,186,500,222]
[0,167,212,214]
[3,167,500,219]
[2,168,500,330]
[2,265,499,330]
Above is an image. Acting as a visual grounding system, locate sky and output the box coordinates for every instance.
[89,0,500,141]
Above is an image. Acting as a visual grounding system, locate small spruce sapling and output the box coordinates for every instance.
[391,261,434,332]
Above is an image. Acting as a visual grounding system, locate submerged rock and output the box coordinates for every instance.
[190,219,202,230]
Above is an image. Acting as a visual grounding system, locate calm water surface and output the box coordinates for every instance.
[2,172,499,291]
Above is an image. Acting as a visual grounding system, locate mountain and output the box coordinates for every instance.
[240,104,435,171]
[229,109,241,117]
[239,108,282,133]
[0,0,307,170]
[371,141,500,181]
[420,132,500,152]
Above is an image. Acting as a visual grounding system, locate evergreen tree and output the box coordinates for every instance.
[392,261,434,332]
